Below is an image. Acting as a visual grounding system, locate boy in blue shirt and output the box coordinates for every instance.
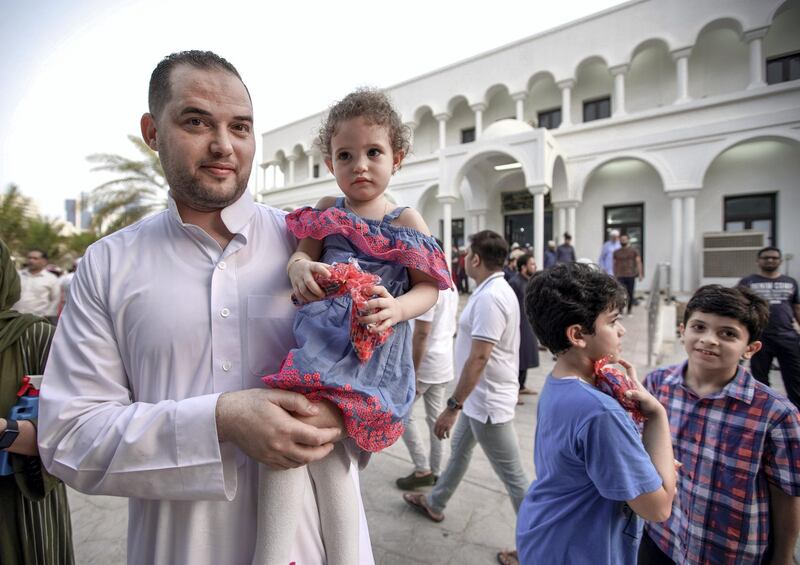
[517,263,675,564]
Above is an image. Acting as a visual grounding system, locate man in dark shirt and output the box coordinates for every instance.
[508,253,539,398]
[555,232,576,264]
[613,234,643,315]
[739,246,800,409]
[544,240,557,269]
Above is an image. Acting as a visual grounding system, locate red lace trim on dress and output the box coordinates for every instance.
[286,207,452,290]
[262,352,405,452]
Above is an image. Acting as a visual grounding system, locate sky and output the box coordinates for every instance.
[0,0,626,219]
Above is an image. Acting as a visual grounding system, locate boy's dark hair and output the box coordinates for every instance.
[317,88,411,162]
[686,284,769,341]
[525,263,628,355]
[468,230,507,271]
[757,246,782,258]
[516,253,533,272]
[149,51,247,119]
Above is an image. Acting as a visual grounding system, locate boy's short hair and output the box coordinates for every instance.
[686,284,769,342]
[468,230,507,271]
[525,263,627,354]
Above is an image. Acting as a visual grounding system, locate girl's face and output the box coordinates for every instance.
[325,117,403,204]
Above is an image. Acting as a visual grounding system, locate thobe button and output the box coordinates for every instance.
[222,360,232,371]
[218,261,227,270]
[220,307,231,318]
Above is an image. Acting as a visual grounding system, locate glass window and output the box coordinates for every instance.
[604,203,644,259]
[537,108,562,129]
[312,164,320,179]
[724,193,776,245]
[583,96,611,123]
[461,128,476,144]
[766,52,800,85]
[439,218,465,248]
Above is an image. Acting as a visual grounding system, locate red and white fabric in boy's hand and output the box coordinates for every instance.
[291,259,392,363]
[593,356,645,423]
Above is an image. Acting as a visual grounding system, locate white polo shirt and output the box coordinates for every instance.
[455,271,520,424]
[14,268,61,316]
[412,288,458,385]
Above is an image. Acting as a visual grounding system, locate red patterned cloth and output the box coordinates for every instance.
[593,356,645,423]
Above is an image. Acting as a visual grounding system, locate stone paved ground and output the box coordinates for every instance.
[67,296,800,564]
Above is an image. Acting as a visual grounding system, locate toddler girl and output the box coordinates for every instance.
[254,88,451,564]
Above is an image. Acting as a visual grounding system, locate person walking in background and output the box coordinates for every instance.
[555,232,576,264]
[396,251,458,490]
[598,229,621,275]
[544,240,557,269]
[402,230,529,565]
[457,248,469,293]
[738,246,800,410]
[509,253,539,398]
[13,249,60,324]
[613,233,643,316]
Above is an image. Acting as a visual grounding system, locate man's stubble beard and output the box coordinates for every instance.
[162,153,251,212]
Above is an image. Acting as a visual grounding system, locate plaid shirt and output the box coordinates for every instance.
[644,362,800,564]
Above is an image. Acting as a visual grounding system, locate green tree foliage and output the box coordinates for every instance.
[0,184,31,253]
[88,134,167,234]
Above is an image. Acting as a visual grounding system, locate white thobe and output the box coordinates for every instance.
[38,192,374,565]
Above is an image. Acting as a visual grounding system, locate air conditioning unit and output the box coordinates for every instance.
[701,231,765,285]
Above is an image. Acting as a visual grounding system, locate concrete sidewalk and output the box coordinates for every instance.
[66,298,799,564]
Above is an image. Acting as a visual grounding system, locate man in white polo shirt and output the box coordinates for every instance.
[14,249,60,323]
[403,230,529,535]
[395,241,459,489]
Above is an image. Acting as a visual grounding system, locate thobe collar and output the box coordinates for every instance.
[167,190,257,237]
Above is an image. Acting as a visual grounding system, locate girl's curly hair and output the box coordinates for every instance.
[317,88,411,164]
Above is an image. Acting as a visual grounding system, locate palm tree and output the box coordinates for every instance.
[87,135,167,234]
[0,184,31,254]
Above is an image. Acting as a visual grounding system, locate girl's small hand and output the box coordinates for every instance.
[360,286,404,333]
[618,358,665,418]
[289,259,331,304]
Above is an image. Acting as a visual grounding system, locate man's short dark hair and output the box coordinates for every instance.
[757,246,782,258]
[525,263,627,355]
[148,50,247,118]
[517,253,533,273]
[468,230,507,271]
[687,285,769,342]
[27,248,47,260]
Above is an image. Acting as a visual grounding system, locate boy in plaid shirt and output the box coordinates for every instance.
[641,285,800,564]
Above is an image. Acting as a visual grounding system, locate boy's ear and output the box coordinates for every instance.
[325,158,334,175]
[742,340,762,360]
[566,324,587,349]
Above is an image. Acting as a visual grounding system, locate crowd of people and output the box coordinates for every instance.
[1,50,799,565]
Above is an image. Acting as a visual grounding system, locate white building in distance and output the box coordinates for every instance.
[259,0,800,292]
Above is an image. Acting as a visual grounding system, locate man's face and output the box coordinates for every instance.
[757,251,781,273]
[26,251,47,272]
[620,235,630,247]
[521,257,536,278]
[143,65,255,211]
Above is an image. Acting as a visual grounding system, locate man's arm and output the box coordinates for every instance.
[433,339,493,439]
[412,319,433,374]
[48,276,61,316]
[793,303,800,327]
[636,254,644,281]
[768,483,800,565]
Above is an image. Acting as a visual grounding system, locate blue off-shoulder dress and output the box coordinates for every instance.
[262,198,452,452]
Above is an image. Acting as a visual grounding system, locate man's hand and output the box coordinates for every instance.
[215,389,341,470]
[434,408,459,440]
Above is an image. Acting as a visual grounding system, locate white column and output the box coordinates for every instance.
[306,151,315,179]
[260,163,268,192]
[557,79,575,127]
[682,192,697,292]
[671,48,692,104]
[272,164,278,188]
[286,155,297,185]
[609,65,628,117]
[470,212,480,236]
[435,113,450,150]
[479,213,487,232]
[670,195,683,292]
[438,195,457,269]
[744,28,768,89]
[404,121,417,151]
[567,205,577,243]
[556,206,567,243]
[511,91,527,122]
[530,186,547,269]
[470,103,486,139]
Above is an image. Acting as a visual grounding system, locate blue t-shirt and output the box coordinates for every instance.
[517,374,662,565]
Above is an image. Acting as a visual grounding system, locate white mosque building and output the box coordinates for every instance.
[258,0,800,293]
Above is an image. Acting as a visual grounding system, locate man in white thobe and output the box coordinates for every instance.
[38,51,373,564]
[14,248,60,321]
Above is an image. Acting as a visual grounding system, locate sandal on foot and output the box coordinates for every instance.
[497,549,519,565]
[402,492,444,522]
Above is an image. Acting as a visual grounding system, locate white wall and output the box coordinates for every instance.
[573,59,613,123]
[698,138,800,279]
[412,111,438,156]
[576,159,669,285]
[627,42,677,112]
[764,1,800,58]
[689,24,749,99]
